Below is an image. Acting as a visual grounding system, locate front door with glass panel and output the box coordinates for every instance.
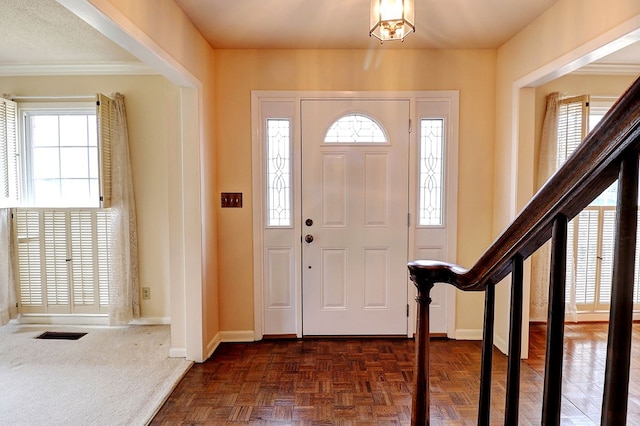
[301,99,410,335]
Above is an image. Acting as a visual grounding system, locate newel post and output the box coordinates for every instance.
[409,273,434,426]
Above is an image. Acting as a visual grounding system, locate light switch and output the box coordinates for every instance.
[221,192,242,208]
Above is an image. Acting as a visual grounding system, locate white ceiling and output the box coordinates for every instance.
[0,0,136,65]
[174,0,561,49]
[0,0,637,74]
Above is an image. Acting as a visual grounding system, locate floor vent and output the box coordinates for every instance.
[36,331,87,340]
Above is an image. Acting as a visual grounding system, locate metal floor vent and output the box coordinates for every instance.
[36,331,87,340]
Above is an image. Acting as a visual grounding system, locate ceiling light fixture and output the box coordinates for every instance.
[369,0,415,42]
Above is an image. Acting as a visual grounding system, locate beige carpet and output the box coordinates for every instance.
[0,323,192,426]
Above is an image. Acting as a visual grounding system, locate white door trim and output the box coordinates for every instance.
[252,90,459,340]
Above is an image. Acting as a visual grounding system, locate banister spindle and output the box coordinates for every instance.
[411,277,434,426]
[601,154,639,425]
[542,214,568,426]
[478,283,495,425]
[505,254,524,425]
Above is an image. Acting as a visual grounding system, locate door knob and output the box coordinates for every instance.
[305,234,314,243]
[305,218,313,226]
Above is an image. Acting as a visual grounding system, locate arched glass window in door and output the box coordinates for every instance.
[324,114,387,143]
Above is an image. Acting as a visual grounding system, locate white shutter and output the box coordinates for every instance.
[562,95,591,313]
[572,209,599,309]
[69,210,96,312]
[15,209,43,312]
[556,95,589,168]
[97,93,113,209]
[43,210,70,313]
[0,97,19,206]
[598,208,616,308]
[15,208,112,315]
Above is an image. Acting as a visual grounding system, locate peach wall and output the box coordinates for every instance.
[214,48,497,333]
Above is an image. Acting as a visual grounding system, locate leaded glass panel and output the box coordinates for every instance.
[419,119,444,226]
[324,114,387,143]
[267,119,291,227]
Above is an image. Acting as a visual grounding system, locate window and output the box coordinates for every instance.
[558,95,640,313]
[418,119,444,226]
[1,95,112,209]
[22,107,98,207]
[324,114,387,144]
[0,94,115,316]
[266,119,292,227]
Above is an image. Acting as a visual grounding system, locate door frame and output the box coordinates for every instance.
[251,90,459,340]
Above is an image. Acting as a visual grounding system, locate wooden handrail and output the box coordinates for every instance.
[408,75,640,425]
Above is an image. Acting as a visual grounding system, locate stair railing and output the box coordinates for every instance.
[408,75,640,426]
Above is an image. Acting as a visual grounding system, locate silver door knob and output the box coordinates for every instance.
[305,234,314,243]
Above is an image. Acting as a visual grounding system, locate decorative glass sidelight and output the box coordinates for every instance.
[419,119,444,226]
[266,119,292,227]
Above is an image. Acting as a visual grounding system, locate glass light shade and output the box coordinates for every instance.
[370,0,415,42]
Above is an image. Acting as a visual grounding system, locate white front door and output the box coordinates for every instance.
[301,99,410,335]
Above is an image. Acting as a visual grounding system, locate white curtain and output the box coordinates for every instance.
[108,93,140,325]
[0,208,16,326]
[530,92,560,322]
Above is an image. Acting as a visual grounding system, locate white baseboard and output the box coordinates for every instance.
[454,328,483,340]
[220,330,255,342]
[16,314,109,326]
[206,333,222,360]
[204,330,256,360]
[16,314,171,326]
[169,347,187,358]
[129,317,171,325]
[493,332,509,355]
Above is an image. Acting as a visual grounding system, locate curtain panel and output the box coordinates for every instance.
[0,208,16,325]
[530,92,560,322]
[108,93,140,325]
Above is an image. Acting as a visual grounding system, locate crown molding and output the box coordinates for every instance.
[0,62,156,76]
[573,62,640,76]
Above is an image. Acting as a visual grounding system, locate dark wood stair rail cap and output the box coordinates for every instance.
[410,75,640,289]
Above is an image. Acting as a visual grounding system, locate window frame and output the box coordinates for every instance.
[18,101,99,208]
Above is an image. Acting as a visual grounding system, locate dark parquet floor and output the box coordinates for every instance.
[151,323,640,425]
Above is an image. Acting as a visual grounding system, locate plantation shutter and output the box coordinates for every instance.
[97,93,114,208]
[560,95,589,311]
[0,97,18,206]
[15,209,43,312]
[15,208,111,314]
[598,208,616,308]
[572,209,599,309]
[556,95,589,168]
[43,210,71,314]
[70,210,96,312]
